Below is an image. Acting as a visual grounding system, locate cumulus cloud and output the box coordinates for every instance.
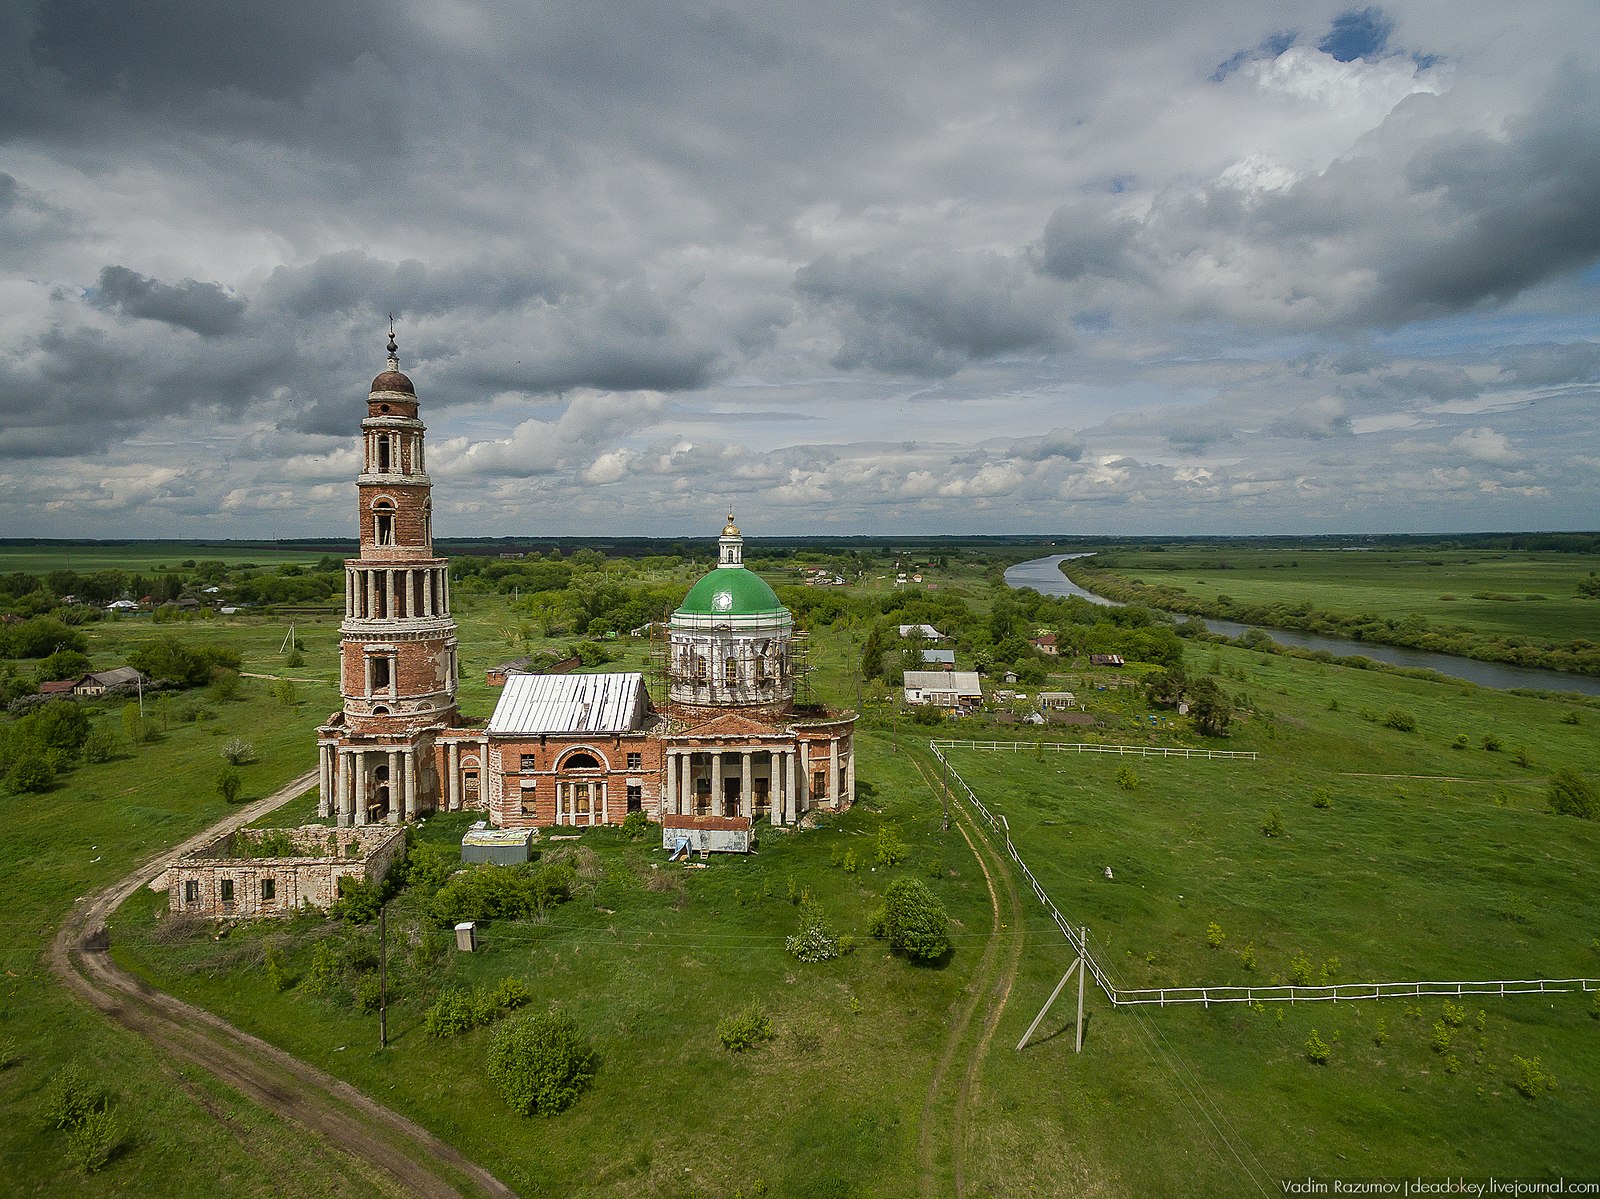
[1,0,1598,535]
[89,266,245,336]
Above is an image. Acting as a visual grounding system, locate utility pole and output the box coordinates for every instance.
[941,751,950,831]
[379,903,388,1050]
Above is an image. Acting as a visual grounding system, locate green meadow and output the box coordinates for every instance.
[1072,545,1600,645]
[4,548,1599,1195]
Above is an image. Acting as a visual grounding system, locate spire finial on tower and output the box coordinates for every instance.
[723,506,740,538]
[386,314,399,369]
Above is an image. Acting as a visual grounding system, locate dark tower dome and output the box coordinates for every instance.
[370,321,416,395]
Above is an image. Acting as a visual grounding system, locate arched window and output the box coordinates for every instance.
[421,500,432,546]
[563,751,601,770]
[723,658,739,687]
[694,655,708,681]
[372,499,396,546]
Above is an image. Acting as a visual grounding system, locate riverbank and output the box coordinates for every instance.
[1004,554,1600,698]
[1062,555,1600,680]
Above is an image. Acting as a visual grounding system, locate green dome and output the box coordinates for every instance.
[675,567,787,618]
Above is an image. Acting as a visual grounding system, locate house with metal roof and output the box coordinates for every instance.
[903,670,982,709]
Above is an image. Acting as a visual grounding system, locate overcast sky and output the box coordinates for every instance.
[4,1,1599,541]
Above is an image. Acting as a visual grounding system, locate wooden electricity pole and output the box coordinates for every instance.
[379,903,388,1050]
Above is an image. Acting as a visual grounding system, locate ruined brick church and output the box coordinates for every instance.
[315,334,855,851]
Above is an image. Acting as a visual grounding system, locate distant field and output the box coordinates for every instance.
[0,542,340,574]
[940,636,1599,1191]
[1079,546,1600,643]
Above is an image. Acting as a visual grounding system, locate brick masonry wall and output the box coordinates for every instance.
[489,732,664,828]
[167,826,405,918]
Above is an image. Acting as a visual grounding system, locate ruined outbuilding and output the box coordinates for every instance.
[165,825,405,918]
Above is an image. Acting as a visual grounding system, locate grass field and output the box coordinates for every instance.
[113,729,993,1199]
[1079,546,1600,644]
[0,674,408,1196]
[105,631,1600,1196]
[937,634,1599,1192]
[8,558,1600,1195]
[0,542,341,575]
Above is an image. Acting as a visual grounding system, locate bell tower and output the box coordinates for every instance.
[317,324,459,826]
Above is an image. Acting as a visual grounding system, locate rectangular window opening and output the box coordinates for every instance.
[261,878,276,901]
[626,752,642,770]
[220,878,235,904]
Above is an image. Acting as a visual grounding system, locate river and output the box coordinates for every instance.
[1004,553,1600,697]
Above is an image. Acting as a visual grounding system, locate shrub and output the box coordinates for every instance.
[841,849,859,874]
[216,765,242,805]
[1382,708,1417,733]
[619,810,650,840]
[270,678,298,707]
[1311,788,1332,809]
[424,988,480,1038]
[430,862,574,925]
[1441,1000,1467,1028]
[486,977,534,1014]
[1115,766,1139,791]
[1289,954,1313,986]
[354,971,383,1013]
[6,752,55,793]
[872,823,906,867]
[717,1002,775,1052]
[263,944,293,992]
[81,728,117,764]
[1512,746,1532,768]
[1304,1030,1330,1064]
[1205,922,1225,949]
[1510,1054,1555,1099]
[1547,767,1596,819]
[0,1034,19,1069]
[1374,1016,1387,1047]
[1261,807,1284,837]
[121,704,153,746]
[64,1106,123,1174]
[1451,734,1470,751]
[42,1065,103,1130]
[870,877,951,961]
[786,905,840,963]
[209,668,240,701]
[1238,941,1256,971]
[488,1009,596,1116]
[1431,1020,1452,1054]
[1482,733,1502,752]
[329,876,384,923]
[222,737,255,765]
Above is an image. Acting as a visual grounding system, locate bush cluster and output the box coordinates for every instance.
[869,877,951,962]
[488,1009,596,1116]
[717,1002,775,1052]
[430,861,575,925]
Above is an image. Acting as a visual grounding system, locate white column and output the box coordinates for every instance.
[599,781,607,826]
[681,753,693,816]
[448,741,461,810]
[317,744,332,819]
[788,748,799,823]
[799,740,811,815]
[844,739,855,806]
[353,753,368,826]
[741,752,753,819]
[665,750,677,814]
[404,749,418,820]
[335,749,349,826]
[387,750,401,824]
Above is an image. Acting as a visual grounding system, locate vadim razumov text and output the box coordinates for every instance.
[1281,1181,1600,1197]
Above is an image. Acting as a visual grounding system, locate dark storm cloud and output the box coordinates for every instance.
[90,266,245,336]
[260,253,573,320]
[1036,64,1600,333]
[1372,67,1600,321]
[29,0,385,105]
[796,250,1067,377]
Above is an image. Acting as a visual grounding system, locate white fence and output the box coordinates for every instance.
[929,741,1598,1009]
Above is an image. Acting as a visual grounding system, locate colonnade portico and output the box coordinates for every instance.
[319,740,430,827]
[662,744,802,824]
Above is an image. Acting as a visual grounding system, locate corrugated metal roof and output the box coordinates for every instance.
[487,672,647,735]
[903,670,982,696]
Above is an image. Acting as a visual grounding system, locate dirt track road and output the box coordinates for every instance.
[49,769,519,1199]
